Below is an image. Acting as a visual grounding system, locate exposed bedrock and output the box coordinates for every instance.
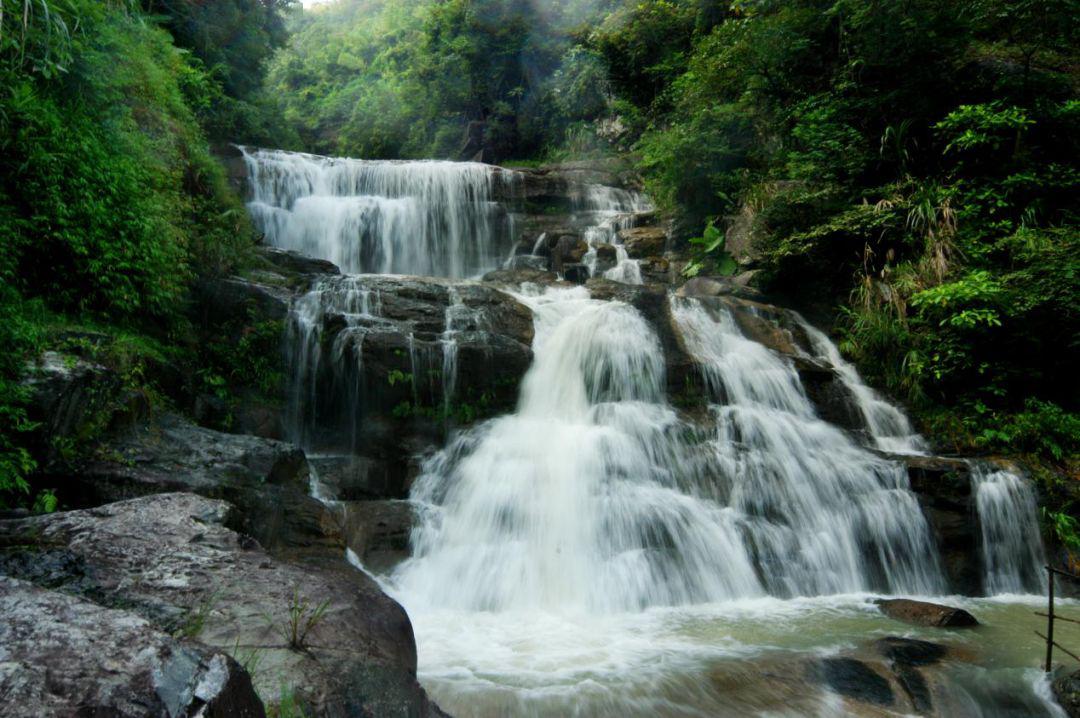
[0,576,265,718]
[0,493,447,718]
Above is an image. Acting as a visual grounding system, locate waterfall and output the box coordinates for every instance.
[799,319,928,455]
[972,463,1046,594]
[390,291,945,613]
[576,184,652,284]
[241,147,518,278]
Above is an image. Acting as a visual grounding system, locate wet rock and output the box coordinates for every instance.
[79,414,334,553]
[341,500,416,573]
[793,357,867,433]
[0,493,446,718]
[640,256,671,283]
[1054,668,1080,718]
[875,598,979,628]
[21,351,122,466]
[895,455,981,596]
[873,637,950,666]
[508,254,549,271]
[257,246,341,278]
[563,263,592,284]
[482,267,564,286]
[551,235,589,271]
[0,576,265,718]
[617,226,667,258]
[808,657,895,707]
[311,455,411,501]
[195,277,292,325]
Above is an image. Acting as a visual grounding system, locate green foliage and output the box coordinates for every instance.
[265,590,331,654]
[0,0,285,507]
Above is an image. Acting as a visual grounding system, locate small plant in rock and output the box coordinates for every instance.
[267,590,331,654]
[176,590,222,639]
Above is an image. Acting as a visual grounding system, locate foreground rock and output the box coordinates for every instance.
[0,493,445,717]
[0,576,265,718]
[78,413,336,554]
[876,598,979,628]
[1054,668,1080,718]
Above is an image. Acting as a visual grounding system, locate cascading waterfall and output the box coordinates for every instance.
[241,147,518,278]
[971,463,1046,594]
[252,155,1054,716]
[392,291,944,614]
[799,319,928,455]
[576,184,653,284]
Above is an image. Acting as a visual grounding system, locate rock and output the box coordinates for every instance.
[552,235,589,271]
[896,455,981,596]
[341,500,416,573]
[482,267,564,287]
[873,636,950,665]
[194,277,291,325]
[21,351,122,466]
[256,246,341,278]
[875,598,979,628]
[0,576,266,718]
[562,263,591,283]
[0,493,446,717]
[311,455,409,501]
[793,357,867,433]
[677,275,762,300]
[617,226,667,258]
[639,256,671,283]
[595,243,617,261]
[1054,668,1080,718]
[508,254,549,271]
[808,657,895,707]
[79,414,334,554]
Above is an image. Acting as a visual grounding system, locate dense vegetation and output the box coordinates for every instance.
[1,0,1076,541]
[0,0,294,507]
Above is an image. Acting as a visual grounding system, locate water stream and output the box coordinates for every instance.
[244,152,1057,717]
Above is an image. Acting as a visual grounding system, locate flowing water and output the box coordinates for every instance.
[244,154,1057,717]
[241,147,518,278]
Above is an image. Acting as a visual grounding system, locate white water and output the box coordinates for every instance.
[972,463,1046,595]
[799,319,929,455]
[241,147,518,278]
[576,184,652,284]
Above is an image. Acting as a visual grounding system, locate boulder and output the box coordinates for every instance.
[0,493,446,717]
[194,277,292,325]
[875,598,979,628]
[482,267,564,287]
[617,226,667,258]
[808,657,895,708]
[79,414,335,554]
[0,576,265,718]
[257,246,341,277]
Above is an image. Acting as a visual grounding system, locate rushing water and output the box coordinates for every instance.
[242,147,518,277]
[248,156,1054,717]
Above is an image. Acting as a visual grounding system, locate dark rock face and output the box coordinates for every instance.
[22,351,122,467]
[1054,669,1080,718]
[290,276,535,479]
[78,414,335,554]
[0,576,266,718]
[0,493,445,717]
[898,455,981,596]
[341,500,416,573]
[808,657,895,707]
[876,598,979,628]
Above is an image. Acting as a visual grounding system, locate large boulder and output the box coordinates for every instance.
[0,576,265,718]
[0,493,446,717]
[875,598,979,628]
[79,414,335,554]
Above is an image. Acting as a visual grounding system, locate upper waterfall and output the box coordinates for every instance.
[241,147,519,278]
